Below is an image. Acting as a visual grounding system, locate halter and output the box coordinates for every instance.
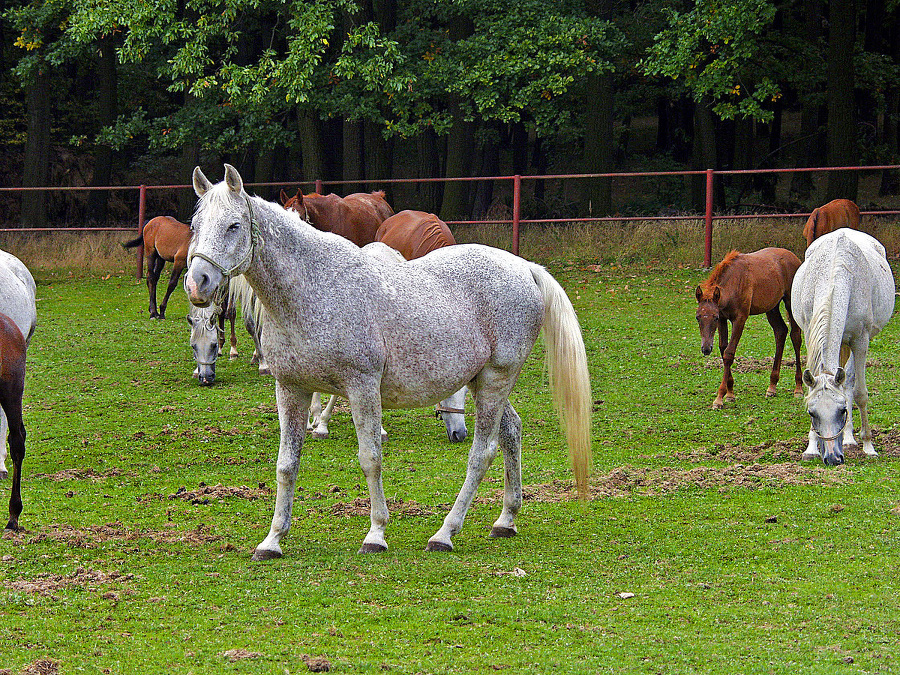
[434,405,465,419]
[188,195,262,283]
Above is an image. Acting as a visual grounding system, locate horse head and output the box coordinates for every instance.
[187,304,222,386]
[694,284,722,356]
[802,367,849,465]
[186,164,259,308]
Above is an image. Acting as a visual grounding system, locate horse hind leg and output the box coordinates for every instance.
[146,253,165,318]
[427,384,508,552]
[764,306,789,397]
[158,261,185,319]
[489,402,523,539]
[0,408,7,480]
[0,387,26,531]
[347,386,390,554]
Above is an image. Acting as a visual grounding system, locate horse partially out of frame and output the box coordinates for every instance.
[791,228,895,465]
[0,311,26,531]
[281,189,394,247]
[186,165,592,559]
[802,199,860,248]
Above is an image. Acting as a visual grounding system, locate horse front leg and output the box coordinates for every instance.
[252,383,311,561]
[764,306,789,397]
[850,345,876,456]
[0,391,25,531]
[713,318,732,408]
[784,298,804,396]
[489,401,523,539]
[0,409,7,480]
[347,386,389,553]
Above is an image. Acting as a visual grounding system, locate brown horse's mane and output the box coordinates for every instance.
[701,250,741,293]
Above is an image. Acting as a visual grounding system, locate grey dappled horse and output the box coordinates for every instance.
[791,229,895,465]
[0,250,36,481]
[184,164,592,559]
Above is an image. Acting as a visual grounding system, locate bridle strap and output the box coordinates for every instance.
[813,414,848,442]
[434,405,465,419]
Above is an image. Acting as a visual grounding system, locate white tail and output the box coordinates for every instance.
[530,266,593,499]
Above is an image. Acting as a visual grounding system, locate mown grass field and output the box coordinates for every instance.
[1,250,899,674]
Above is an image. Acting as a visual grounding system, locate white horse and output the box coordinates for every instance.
[186,297,239,386]
[791,228,895,465]
[185,165,592,559]
[0,250,36,480]
[229,244,470,444]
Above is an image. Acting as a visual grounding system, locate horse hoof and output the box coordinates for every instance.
[489,526,517,539]
[712,401,724,410]
[765,390,776,398]
[358,542,388,554]
[0,470,6,480]
[311,431,328,440]
[425,540,453,552]
[251,547,282,562]
[258,368,270,376]
[801,451,820,462]
[724,395,736,403]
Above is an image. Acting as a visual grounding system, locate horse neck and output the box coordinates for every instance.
[242,199,350,323]
[806,263,851,374]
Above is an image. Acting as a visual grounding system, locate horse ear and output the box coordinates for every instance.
[223,163,243,194]
[193,166,212,197]
[694,285,703,302]
[712,286,721,303]
[187,315,194,326]
[834,367,846,386]
[280,189,289,205]
[802,369,816,388]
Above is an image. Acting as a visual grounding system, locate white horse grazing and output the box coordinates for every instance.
[791,228,895,465]
[185,165,592,559]
[0,250,36,480]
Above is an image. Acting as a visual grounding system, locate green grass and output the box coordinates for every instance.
[2,262,900,674]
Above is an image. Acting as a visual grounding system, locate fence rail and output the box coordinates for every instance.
[2,164,899,275]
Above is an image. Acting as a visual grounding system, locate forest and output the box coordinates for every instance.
[1,0,899,228]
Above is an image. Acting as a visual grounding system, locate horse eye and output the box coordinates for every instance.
[228,222,240,231]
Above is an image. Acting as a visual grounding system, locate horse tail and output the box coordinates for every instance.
[530,265,592,500]
[122,233,144,250]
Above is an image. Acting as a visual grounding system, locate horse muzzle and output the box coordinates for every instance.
[185,259,226,307]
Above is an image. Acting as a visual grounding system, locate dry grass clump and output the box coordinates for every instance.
[0,230,136,273]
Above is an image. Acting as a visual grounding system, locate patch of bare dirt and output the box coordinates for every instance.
[302,655,332,672]
[5,521,221,548]
[165,482,271,504]
[329,497,434,518]
[7,567,133,597]
[478,462,850,503]
[223,649,262,662]
[19,661,58,675]
[33,467,124,482]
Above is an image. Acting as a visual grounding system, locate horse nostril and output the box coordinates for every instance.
[701,346,712,356]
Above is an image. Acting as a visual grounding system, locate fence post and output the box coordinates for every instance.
[315,179,324,194]
[512,174,521,256]
[136,184,147,279]
[704,169,714,268]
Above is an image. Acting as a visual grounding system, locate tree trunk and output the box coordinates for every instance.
[691,98,720,212]
[825,0,859,201]
[298,111,327,187]
[439,99,476,220]
[21,64,52,228]
[472,123,500,219]
[365,121,393,200]
[417,129,443,213]
[880,14,900,195]
[342,120,364,195]
[88,37,118,224]
[580,71,614,216]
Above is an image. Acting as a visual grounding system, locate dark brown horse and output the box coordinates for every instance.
[695,248,803,409]
[803,199,860,248]
[124,216,192,319]
[375,210,457,260]
[280,190,394,246]
[0,311,26,531]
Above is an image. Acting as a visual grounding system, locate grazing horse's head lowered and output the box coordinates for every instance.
[694,284,721,356]
[802,367,850,466]
[187,304,222,386]
[185,164,259,308]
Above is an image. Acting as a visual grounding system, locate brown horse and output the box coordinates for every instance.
[0,311,26,531]
[803,199,860,248]
[375,210,457,259]
[124,216,192,319]
[280,190,394,246]
[695,248,804,409]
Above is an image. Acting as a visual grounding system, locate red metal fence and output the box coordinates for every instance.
[2,164,899,275]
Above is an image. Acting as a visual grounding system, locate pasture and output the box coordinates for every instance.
[2,254,900,674]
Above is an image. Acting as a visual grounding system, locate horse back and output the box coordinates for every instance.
[803,199,860,247]
[375,210,456,260]
[145,216,192,262]
[719,248,801,316]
